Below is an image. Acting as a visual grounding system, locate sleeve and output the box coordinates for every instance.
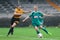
[39,11,43,17]
[41,12,43,17]
[29,12,34,17]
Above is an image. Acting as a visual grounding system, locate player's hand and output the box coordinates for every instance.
[22,20,25,22]
[28,10,31,13]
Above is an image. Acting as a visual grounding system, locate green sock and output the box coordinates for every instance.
[42,27,48,34]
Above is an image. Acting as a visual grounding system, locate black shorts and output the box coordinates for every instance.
[11,17,20,25]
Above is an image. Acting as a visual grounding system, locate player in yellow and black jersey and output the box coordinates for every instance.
[7,6,31,36]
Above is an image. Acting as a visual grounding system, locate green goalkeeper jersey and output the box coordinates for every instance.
[29,11,44,26]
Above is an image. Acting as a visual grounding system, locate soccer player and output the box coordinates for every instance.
[23,5,51,37]
[7,6,31,36]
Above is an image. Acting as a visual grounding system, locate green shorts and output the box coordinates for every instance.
[32,21,43,27]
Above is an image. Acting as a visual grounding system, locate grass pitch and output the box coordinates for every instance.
[0,27,60,40]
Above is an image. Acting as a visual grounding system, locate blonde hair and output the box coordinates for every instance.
[34,5,38,9]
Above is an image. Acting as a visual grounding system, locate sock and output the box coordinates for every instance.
[11,27,14,35]
[42,27,48,34]
[36,30,40,34]
[7,27,14,36]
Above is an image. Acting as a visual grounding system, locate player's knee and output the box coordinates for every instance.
[11,22,17,27]
[35,26,38,30]
[15,21,19,24]
[40,26,43,29]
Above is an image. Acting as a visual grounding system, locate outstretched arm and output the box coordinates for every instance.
[43,13,53,16]
[24,10,32,13]
[39,11,53,16]
[22,16,29,22]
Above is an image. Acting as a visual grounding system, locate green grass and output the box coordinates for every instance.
[0,27,60,40]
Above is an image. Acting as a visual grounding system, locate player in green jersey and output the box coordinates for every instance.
[23,5,51,38]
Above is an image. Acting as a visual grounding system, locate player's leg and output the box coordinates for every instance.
[11,21,19,35]
[7,22,18,36]
[32,23,40,34]
[40,25,52,35]
[40,25,49,34]
[38,21,52,35]
[33,23,43,37]
[34,26,43,38]
[38,21,48,34]
[34,26,40,34]
[7,17,19,36]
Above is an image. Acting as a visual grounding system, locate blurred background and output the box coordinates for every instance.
[0,0,60,27]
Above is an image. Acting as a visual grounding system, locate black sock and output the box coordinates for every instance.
[11,27,14,35]
[7,27,14,36]
[36,30,40,34]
